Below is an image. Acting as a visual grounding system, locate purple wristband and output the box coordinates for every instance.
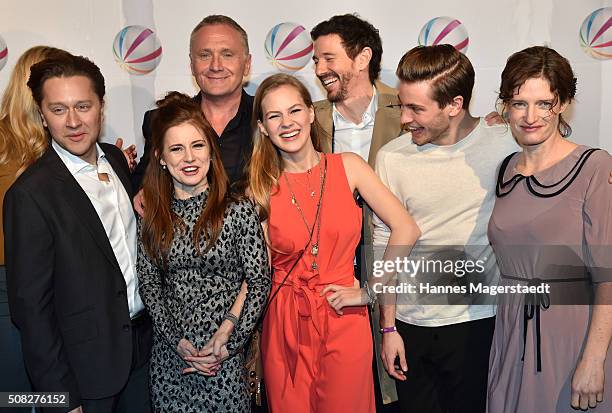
[380,326,397,334]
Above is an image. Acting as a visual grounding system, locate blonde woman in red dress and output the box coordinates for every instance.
[248,73,420,412]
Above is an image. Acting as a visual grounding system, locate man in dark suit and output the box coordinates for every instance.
[4,54,151,412]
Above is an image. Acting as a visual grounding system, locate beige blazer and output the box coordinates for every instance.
[314,80,403,404]
[314,80,402,168]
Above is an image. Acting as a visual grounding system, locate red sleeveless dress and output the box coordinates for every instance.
[261,153,375,412]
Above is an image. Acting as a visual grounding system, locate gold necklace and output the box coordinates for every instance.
[283,153,327,271]
[290,170,317,197]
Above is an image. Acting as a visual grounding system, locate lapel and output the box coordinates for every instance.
[103,143,133,199]
[314,100,334,154]
[314,82,402,166]
[45,148,122,273]
[367,80,402,168]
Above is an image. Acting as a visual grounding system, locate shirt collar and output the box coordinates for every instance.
[228,89,251,131]
[195,89,251,135]
[52,140,106,175]
[332,84,378,128]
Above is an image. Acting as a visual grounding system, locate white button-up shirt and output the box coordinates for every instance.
[52,141,144,318]
[332,85,378,161]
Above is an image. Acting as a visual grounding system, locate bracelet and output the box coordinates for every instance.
[380,326,397,334]
[223,312,239,326]
[364,282,377,305]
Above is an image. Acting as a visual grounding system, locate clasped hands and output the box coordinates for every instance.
[177,328,231,376]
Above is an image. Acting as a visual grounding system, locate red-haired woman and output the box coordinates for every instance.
[137,92,270,412]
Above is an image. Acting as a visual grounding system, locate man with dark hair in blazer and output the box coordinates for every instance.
[310,16,506,410]
[310,14,403,408]
[4,53,151,413]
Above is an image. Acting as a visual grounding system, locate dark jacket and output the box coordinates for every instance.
[4,143,147,411]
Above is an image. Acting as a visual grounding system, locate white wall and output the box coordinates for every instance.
[1,0,610,157]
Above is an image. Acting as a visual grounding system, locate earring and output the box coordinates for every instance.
[161,164,167,170]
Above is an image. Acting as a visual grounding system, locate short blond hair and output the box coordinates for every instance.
[190,15,249,55]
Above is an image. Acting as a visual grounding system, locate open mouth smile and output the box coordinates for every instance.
[182,166,200,175]
[280,130,300,139]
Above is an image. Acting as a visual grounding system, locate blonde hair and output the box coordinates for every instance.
[0,46,71,176]
[190,15,249,55]
[248,73,322,221]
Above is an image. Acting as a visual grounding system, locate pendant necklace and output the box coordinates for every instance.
[283,152,327,271]
[306,168,316,197]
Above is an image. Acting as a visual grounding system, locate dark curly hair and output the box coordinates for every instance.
[311,13,382,84]
[499,46,577,137]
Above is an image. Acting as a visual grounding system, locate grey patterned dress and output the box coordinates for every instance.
[137,190,270,412]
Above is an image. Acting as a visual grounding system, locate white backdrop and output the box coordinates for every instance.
[1,0,610,158]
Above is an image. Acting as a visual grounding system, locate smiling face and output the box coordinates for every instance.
[160,122,211,198]
[312,34,361,103]
[190,23,251,100]
[258,84,315,158]
[40,75,103,165]
[398,80,454,146]
[505,76,567,147]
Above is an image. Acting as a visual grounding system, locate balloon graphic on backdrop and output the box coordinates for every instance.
[112,25,162,75]
[264,22,313,72]
[579,7,612,60]
[0,36,8,72]
[418,16,469,53]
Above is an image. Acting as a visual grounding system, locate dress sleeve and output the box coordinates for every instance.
[583,150,612,283]
[226,200,271,355]
[136,220,184,350]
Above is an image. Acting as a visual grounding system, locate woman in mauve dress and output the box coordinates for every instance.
[487,46,612,412]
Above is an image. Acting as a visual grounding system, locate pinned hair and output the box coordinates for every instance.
[499,46,576,137]
[141,91,229,267]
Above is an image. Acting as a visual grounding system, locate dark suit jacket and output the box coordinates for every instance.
[4,143,143,411]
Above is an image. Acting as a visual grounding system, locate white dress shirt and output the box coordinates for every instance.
[52,141,144,318]
[332,85,378,161]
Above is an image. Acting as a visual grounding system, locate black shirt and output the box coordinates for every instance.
[131,90,254,192]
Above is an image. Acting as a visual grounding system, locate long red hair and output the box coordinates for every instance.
[141,91,229,267]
